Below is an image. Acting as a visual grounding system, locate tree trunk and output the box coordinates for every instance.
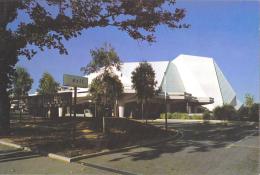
[0,1,23,134]
[141,100,144,121]
[0,44,19,134]
[144,100,148,125]
[0,44,17,133]
[0,80,10,134]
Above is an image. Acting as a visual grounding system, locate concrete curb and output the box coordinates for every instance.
[71,132,179,162]
[0,140,32,152]
[48,153,71,163]
[50,130,180,163]
[0,140,23,149]
[0,130,180,163]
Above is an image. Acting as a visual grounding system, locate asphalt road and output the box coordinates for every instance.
[78,121,260,175]
[0,144,110,174]
[0,120,259,175]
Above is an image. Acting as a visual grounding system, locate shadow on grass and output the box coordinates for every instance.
[6,116,258,160]
[5,117,102,157]
[5,117,174,157]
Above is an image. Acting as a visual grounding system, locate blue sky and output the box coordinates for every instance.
[17,1,259,103]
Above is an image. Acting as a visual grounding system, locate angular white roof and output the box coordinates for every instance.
[85,54,239,110]
[119,61,169,89]
[161,54,238,110]
[85,61,169,90]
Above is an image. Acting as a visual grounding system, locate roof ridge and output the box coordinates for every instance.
[123,60,170,63]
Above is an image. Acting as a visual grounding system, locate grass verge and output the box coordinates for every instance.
[3,115,173,157]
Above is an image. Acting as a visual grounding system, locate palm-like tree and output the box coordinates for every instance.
[13,66,33,99]
[38,72,59,95]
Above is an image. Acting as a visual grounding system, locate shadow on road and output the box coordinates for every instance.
[108,122,258,162]
[0,149,40,163]
[78,161,138,175]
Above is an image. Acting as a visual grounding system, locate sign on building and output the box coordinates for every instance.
[63,74,88,88]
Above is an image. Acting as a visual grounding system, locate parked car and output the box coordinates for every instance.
[10,100,19,111]
[84,109,93,117]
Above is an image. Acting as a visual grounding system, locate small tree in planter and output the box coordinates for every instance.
[83,44,123,130]
[131,61,157,123]
[89,72,123,118]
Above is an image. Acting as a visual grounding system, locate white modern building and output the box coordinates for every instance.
[161,54,240,111]
[59,54,239,118]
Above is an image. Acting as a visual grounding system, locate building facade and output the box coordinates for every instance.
[80,54,240,118]
[48,54,239,118]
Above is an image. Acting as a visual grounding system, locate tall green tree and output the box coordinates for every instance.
[89,72,123,117]
[84,44,123,117]
[0,0,188,132]
[131,61,157,121]
[81,43,121,74]
[12,66,33,98]
[38,72,59,95]
[244,93,254,108]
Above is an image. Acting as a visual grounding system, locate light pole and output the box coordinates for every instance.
[73,86,77,118]
[164,72,168,132]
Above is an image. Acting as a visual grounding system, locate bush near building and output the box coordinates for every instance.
[203,110,211,120]
[238,105,249,121]
[159,103,259,122]
[213,105,238,121]
[249,104,259,122]
[238,103,259,122]
[160,113,203,120]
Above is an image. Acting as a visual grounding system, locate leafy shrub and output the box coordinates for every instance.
[203,110,211,120]
[238,103,259,122]
[213,105,238,120]
[190,115,204,120]
[238,105,249,121]
[248,104,259,122]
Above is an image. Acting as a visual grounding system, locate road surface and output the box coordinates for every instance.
[0,120,259,175]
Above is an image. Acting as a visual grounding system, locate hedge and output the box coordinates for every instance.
[160,112,203,120]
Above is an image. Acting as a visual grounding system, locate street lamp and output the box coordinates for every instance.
[164,71,168,132]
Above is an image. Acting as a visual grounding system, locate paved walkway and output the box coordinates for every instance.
[0,145,110,174]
